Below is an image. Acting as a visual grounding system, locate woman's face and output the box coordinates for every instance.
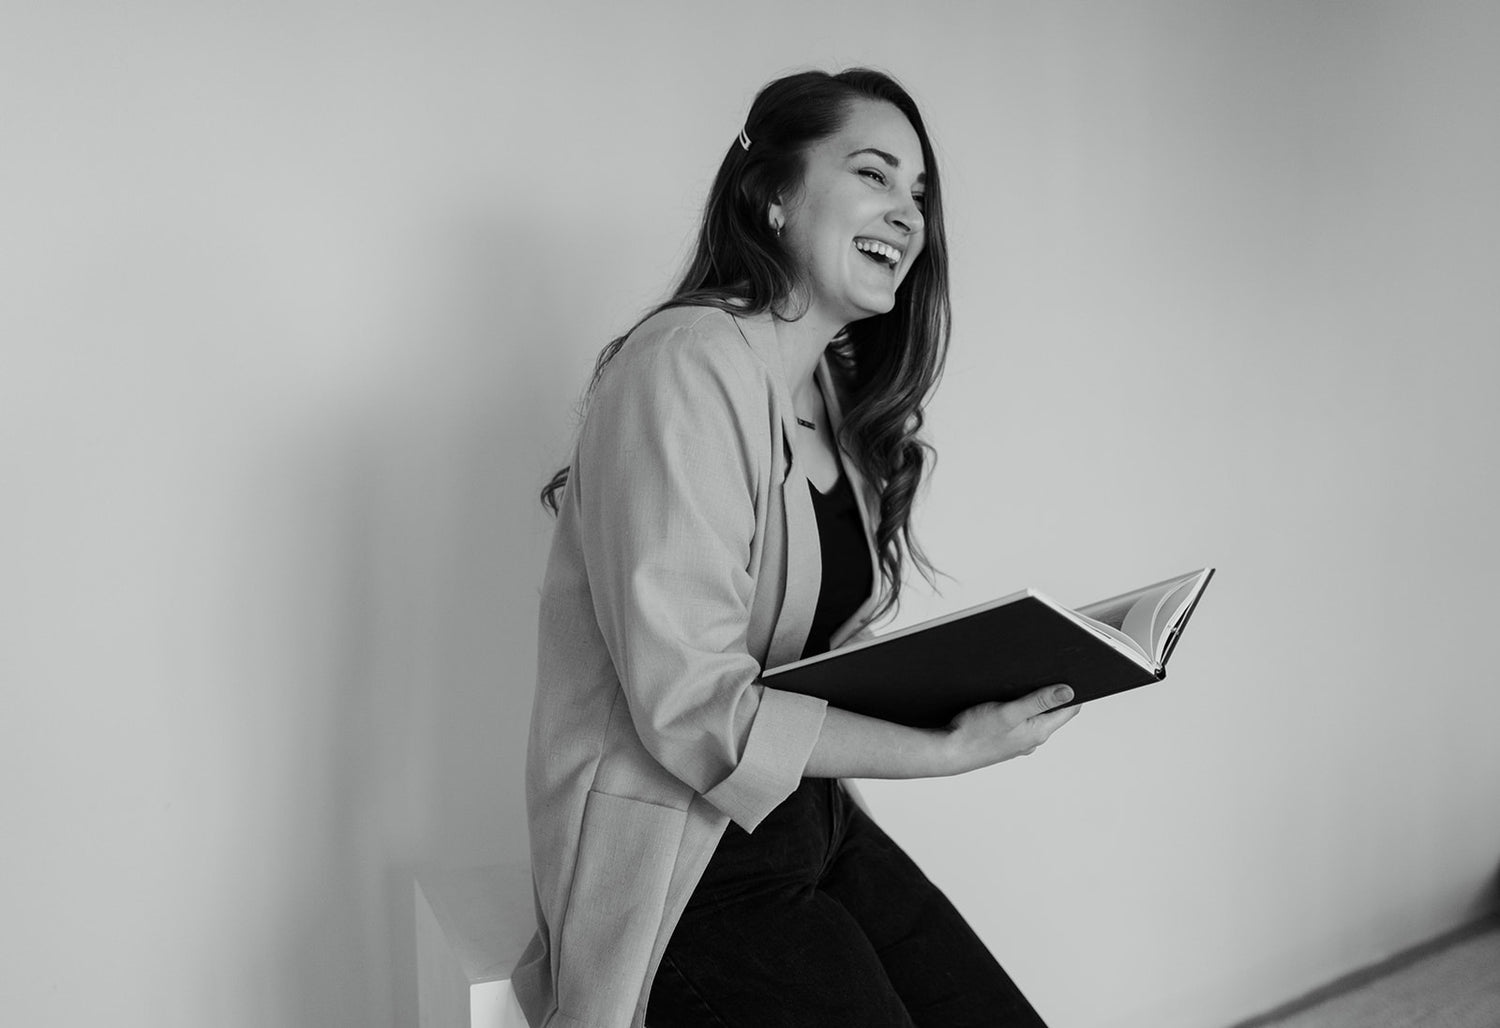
[775,99,927,329]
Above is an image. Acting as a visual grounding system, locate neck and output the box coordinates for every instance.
[770,304,847,407]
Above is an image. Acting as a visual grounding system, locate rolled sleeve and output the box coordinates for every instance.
[574,315,825,831]
[702,686,826,831]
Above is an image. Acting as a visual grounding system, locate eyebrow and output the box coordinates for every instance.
[846,147,927,186]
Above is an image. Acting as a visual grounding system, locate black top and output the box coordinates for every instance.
[801,472,874,660]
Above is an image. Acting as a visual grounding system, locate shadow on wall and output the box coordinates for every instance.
[249,213,576,1028]
[1476,861,1500,922]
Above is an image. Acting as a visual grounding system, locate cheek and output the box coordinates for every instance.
[781,229,817,278]
[807,233,852,280]
[895,250,922,287]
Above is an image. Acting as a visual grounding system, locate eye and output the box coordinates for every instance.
[913,193,927,210]
[859,167,888,186]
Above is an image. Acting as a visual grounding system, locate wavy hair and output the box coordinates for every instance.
[541,67,950,620]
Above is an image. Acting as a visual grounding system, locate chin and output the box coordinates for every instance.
[854,292,897,318]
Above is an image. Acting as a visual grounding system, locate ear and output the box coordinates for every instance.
[767,197,786,235]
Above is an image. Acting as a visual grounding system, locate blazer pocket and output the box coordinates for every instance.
[555,789,688,1023]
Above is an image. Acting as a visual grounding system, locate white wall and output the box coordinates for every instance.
[3,3,1496,1027]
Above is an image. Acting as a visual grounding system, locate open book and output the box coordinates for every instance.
[762,567,1215,728]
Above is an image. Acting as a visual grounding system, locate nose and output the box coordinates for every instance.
[887,193,924,236]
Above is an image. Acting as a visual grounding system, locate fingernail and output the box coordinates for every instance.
[1054,687,1074,704]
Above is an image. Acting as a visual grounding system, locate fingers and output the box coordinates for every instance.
[1013,686,1079,753]
[948,685,1080,771]
[1029,703,1080,740]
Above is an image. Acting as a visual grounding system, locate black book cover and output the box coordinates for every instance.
[763,594,1166,729]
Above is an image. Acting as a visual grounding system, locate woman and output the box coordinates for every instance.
[514,68,1078,1028]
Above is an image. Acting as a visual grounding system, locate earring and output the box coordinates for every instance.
[772,220,783,238]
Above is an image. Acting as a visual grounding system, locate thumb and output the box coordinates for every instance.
[1036,684,1073,715]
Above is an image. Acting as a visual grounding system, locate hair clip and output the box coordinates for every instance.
[738,126,752,151]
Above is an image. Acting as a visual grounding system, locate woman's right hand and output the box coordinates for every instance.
[939,685,1079,776]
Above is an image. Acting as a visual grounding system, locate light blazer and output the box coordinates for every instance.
[513,305,885,1028]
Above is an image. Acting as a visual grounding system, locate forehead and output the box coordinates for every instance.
[816,99,926,179]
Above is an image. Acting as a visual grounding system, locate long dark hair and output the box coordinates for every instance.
[541,68,950,620]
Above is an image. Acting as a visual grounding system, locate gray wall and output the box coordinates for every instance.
[4,3,1497,1026]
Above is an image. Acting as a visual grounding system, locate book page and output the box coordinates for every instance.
[1071,609,1150,662]
[1077,595,1133,633]
[1148,578,1201,656]
[1076,570,1206,663]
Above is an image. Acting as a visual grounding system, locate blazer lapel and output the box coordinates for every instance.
[730,310,819,668]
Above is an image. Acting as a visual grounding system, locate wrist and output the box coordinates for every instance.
[927,725,966,777]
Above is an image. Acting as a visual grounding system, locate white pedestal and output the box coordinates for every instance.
[416,863,536,1028]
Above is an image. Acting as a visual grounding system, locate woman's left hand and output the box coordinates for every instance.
[937,684,1080,776]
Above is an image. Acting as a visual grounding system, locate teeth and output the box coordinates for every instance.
[854,239,901,265]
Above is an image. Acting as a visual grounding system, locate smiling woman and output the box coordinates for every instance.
[771,102,928,330]
[518,68,1076,1028]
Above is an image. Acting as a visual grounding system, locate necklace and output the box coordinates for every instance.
[796,417,817,430]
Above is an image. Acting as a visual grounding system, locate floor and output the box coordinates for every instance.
[1231,916,1500,1028]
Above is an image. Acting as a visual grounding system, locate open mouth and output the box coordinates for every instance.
[854,238,901,270]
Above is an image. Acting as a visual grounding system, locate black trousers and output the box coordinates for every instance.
[646,778,1048,1028]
